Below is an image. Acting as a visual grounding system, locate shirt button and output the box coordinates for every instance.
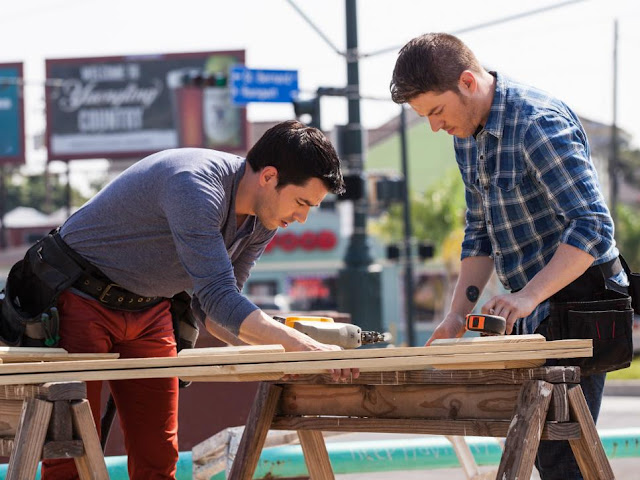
[483,184,489,190]
[495,251,501,256]
[480,155,485,160]
[487,219,492,225]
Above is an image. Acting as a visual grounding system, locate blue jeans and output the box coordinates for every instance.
[534,321,607,480]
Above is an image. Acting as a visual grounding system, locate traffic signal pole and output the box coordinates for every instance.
[343,0,371,267]
[337,0,383,335]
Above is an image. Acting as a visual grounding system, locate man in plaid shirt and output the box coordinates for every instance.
[390,33,629,479]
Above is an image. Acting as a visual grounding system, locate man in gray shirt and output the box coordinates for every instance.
[38,120,354,480]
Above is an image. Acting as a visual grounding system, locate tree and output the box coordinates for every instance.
[371,168,466,255]
[615,204,640,272]
[3,171,91,214]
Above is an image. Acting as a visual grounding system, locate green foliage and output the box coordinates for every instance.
[615,203,640,271]
[4,172,90,214]
[371,168,466,254]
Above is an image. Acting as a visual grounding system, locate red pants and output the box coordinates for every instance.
[42,290,179,480]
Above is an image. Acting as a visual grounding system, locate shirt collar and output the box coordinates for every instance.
[481,71,507,139]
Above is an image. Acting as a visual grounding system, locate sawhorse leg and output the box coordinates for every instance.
[229,383,283,480]
[5,388,109,480]
[497,380,553,479]
[568,385,615,480]
[6,398,53,480]
[71,400,110,480]
[298,430,334,480]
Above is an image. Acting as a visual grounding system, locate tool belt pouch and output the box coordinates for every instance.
[0,234,83,347]
[170,291,200,388]
[619,255,640,314]
[546,290,633,376]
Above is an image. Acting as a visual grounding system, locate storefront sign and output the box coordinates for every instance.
[0,63,25,165]
[264,230,337,253]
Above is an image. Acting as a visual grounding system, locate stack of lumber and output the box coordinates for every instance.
[0,335,591,385]
[0,346,119,363]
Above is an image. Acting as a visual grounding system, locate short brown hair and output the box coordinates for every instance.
[246,120,345,195]
[390,33,483,104]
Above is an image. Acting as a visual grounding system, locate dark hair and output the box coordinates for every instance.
[246,120,345,195]
[390,33,483,104]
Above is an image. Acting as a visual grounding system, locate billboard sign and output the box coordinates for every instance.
[230,66,298,104]
[45,50,247,161]
[0,62,25,166]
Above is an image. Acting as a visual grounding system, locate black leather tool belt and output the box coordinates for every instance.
[49,231,164,311]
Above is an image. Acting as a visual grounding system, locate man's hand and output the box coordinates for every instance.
[238,309,359,381]
[481,291,539,334]
[425,312,466,346]
[285,336,360,382]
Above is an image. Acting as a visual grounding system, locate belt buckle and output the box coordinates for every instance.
[99,283,119,303]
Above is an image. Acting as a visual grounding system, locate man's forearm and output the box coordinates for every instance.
[519,243,595,305]
[448,256,495,317]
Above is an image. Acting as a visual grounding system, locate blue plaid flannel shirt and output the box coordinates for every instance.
[455,72,619,333]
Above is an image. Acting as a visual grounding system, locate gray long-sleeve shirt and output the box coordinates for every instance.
[60,148,276,335]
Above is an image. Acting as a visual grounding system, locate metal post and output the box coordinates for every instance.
[399,106,415,346]
[65,161,72,219]
[343,0,371,268]
[337,0,380,333]
[0,165,6,249]
[609,19,619,223]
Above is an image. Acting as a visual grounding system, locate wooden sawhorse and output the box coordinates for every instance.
[0,381,109,480]
[228,367,614,480]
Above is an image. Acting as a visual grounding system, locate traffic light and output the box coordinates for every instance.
[181,70,227,88]
[375,176,405,204]
[418,242,434,261]
[292,96,321,129]
[339,172,365,201]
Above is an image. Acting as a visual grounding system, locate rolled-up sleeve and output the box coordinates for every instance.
[461,179,492,260]
[523,113,614,259]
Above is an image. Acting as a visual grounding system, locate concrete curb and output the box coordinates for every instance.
[604,379,640,396]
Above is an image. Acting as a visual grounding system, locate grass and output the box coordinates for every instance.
[607,355,640,380]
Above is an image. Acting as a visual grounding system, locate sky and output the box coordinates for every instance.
[1,0,639,189]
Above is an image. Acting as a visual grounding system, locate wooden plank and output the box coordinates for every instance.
[271,416,580,440]
[497,380,553,479]
[42,440,84,459]
[548,384,569,422]
[6,397,53,480]
[71,399,109,480]
[282,367,581,385]
[0,339,592,376]
[431,334,546,345]
[0,399,24,437]
[178,345,285,356]
[0,382,86,401]
[298,430,334,480]
[181,372,284,382]
[228,383,283,480]
[48,401,73,441]
[431,359,545,370]
[0,346,593,385]
[279,384,522,420]
[0,346,118,363]
[568,385,615,480]
[446,435,482,479]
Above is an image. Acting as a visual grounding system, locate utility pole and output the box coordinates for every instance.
[399,106,415,346]
[337,0,381,334]
[609,19,619,224]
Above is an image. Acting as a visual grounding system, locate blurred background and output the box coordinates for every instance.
[1,0,639,347]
